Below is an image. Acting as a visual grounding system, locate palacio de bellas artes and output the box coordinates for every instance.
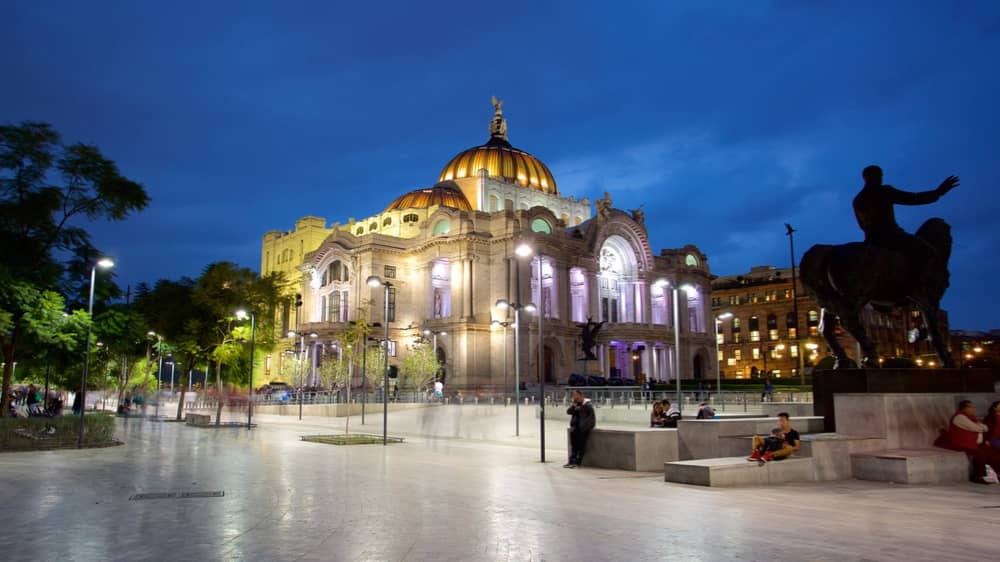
[262,99,717,390]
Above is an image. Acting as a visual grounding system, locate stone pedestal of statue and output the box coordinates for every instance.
[813,367,1000,432]
[574,359,604,376]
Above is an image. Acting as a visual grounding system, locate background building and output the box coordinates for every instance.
[711,265,945,379]
[262,99,716,389]
[950,329,1000,368]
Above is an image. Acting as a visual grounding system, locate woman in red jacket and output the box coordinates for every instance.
[942,400,1000,484]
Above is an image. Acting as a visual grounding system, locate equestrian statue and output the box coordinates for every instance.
[799,165,959,368]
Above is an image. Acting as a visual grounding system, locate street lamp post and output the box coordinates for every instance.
[714,312,733,411]
[422,329,447,388]
[495,299,535,437]
[491,320,511,404]
[366,275,393,446]
[78,257,114,448]
[786,223,805,386]
[288,330,317,421]
[236,309,256,429]
[669,282,695,414]
[521,245,549,463]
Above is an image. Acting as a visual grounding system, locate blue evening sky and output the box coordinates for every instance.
[2,1,998,329]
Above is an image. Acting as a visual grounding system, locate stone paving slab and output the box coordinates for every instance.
[0,412,999,561]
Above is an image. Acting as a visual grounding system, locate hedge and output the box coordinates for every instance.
[0,413,117,451]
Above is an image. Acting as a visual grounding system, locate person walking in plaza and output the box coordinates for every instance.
[565,390,595,468]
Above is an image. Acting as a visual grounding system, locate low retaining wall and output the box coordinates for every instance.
[761,402,814,417]
[251,402,427,418]
[570,427,678,471]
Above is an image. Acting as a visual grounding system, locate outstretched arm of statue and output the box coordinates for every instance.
[885,175,958,206]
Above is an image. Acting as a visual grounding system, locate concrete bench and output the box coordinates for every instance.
[851,448,970,484]
[570,427,678,471]
[677,416,826,460]
[186,413,211,426]
[664,456,815,487]
[718,433,888,481]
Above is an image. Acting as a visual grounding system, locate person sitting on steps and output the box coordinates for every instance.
[748,412,800,461]
[650,402,666,427]
[747,428,786,463]
[662,400,681,428]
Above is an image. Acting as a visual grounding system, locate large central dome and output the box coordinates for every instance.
[438,98,558,195]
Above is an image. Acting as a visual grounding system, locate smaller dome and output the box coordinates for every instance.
[384,181,472,212]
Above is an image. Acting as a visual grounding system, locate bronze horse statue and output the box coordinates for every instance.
[799,217,955,368]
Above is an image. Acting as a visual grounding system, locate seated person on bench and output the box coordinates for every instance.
[749,412,800,461]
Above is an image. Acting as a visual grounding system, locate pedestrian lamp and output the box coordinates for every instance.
[235,309,256,429]
[662,280,696,413]
[288,330,318,420]
[490,319,513,402]
[495,299,535,437]
[515,242,550,463]
[78,257,114,448]
[366,275,393,446]
[715,312,733,409]
[422,329,447,384]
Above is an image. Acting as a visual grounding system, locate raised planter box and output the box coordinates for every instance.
[185,413,211,426]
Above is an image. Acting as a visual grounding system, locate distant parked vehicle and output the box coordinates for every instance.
[586,375,608,386]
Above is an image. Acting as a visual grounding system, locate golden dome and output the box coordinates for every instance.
[384,181,472,212]
[438,98,558,195]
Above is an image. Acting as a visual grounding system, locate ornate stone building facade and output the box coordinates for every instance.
[262,100,715,388]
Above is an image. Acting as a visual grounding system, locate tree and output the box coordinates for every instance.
[0,122,149,413]
[401,342,439,392]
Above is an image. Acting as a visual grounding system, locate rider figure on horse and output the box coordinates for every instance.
[853,165,959,276]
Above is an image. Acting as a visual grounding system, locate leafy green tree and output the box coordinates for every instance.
[401,342,439,392]
[0,122,149,413]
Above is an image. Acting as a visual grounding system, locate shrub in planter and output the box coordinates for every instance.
[0,413,117,451]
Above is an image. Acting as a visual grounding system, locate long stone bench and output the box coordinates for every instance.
[664,456,815,487]
[851,448,970,484]
[717,433,888,481]
[677,416,825,460]
[571,427,678,471]
[761,402,814,417]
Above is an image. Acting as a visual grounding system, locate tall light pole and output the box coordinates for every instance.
[78,257,114,448]
[491,319,512,402]
[236,309,256,429]
[495,299,535,437]
[715,312,733,410]
[422,329,447,385]
[367,275,393,446]
[516,243,549,463]
[288,330,317,421]
[670,282,695,414]
[785,223,805,386]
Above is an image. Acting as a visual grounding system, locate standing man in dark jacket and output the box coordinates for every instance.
[565,390,595,468]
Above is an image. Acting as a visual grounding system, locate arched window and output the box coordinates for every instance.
[685,254,699,267]
[530,218,552,234]
[403,213,419,224]
[488,194,501,212]
[570,267,588,323]
[383,217,392,227]
[356,226,364,235]
[369,222,378,231]
[432,219,451,236]
[530,256,559,319]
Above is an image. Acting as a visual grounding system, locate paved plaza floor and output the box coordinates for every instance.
[2,408,1000,561]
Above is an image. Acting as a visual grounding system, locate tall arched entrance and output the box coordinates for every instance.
[544,345,554,384]
[693,354,704,381]
[436,346,447,383]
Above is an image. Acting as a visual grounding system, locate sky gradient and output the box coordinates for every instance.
[2,1,998,329]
